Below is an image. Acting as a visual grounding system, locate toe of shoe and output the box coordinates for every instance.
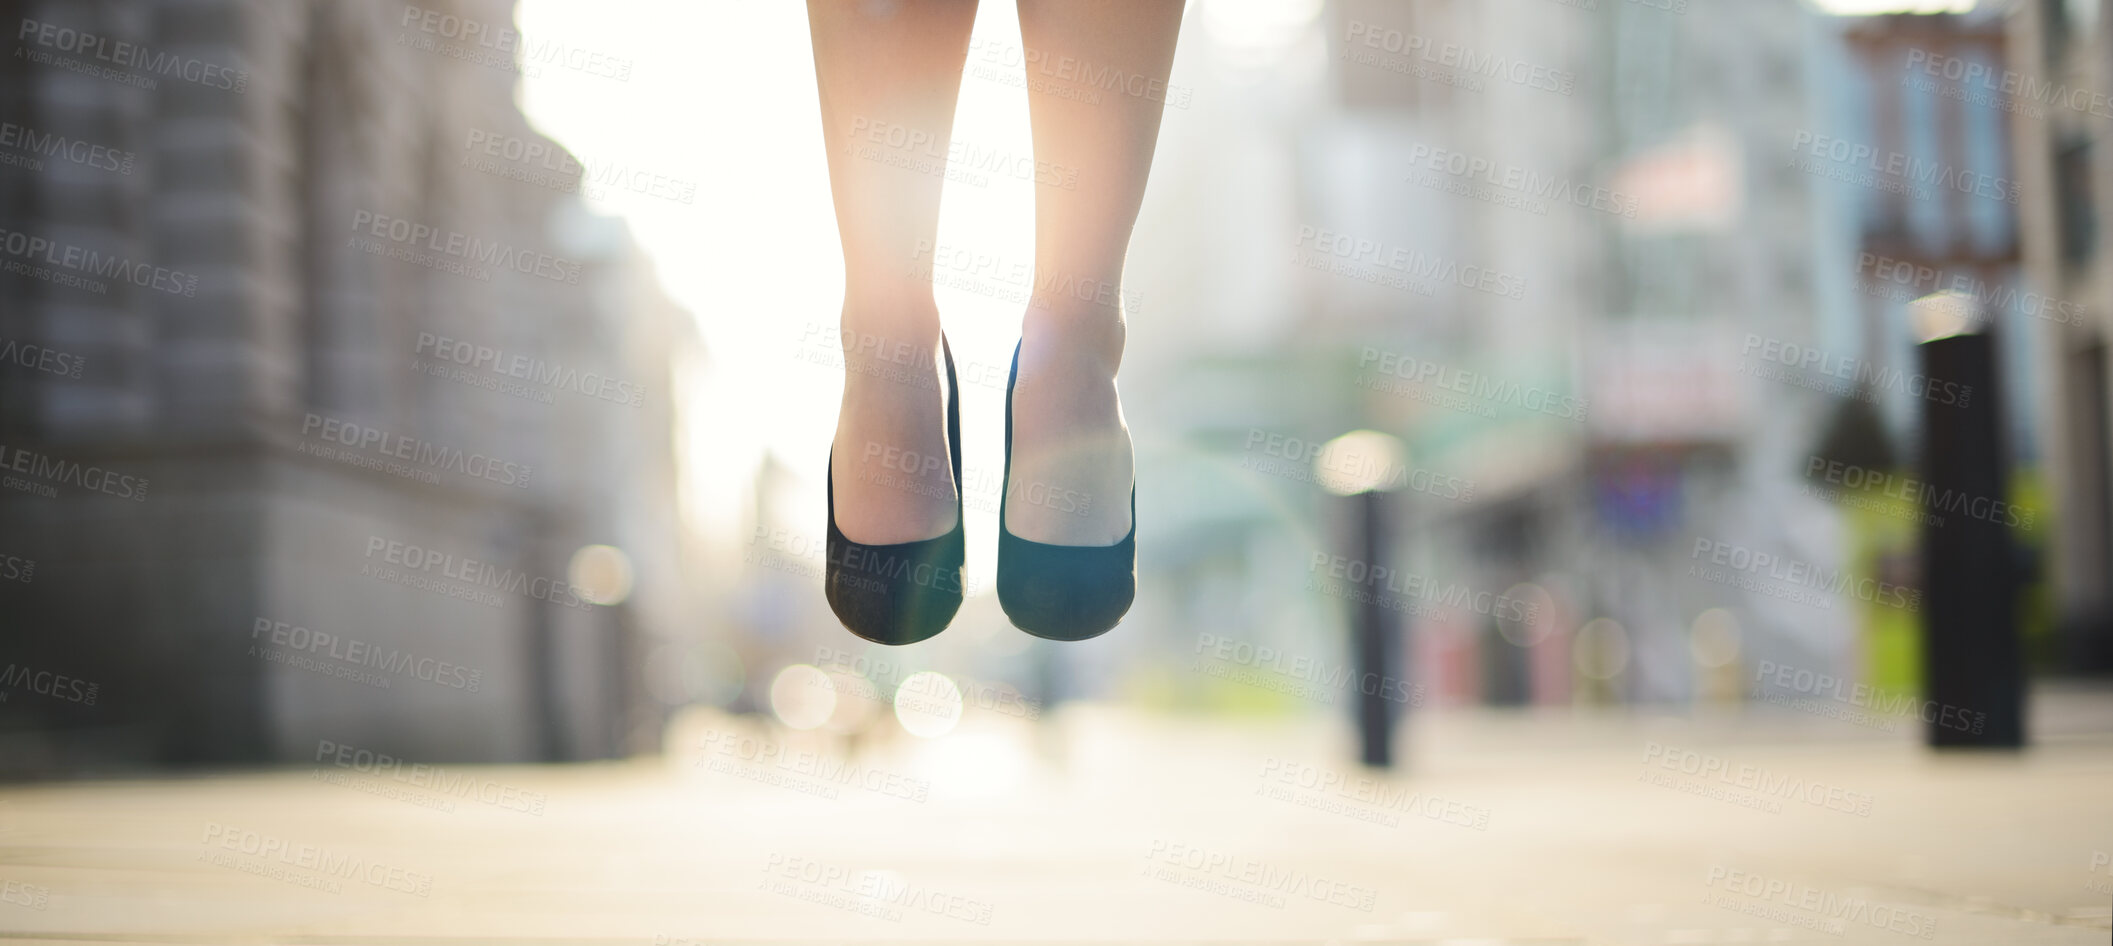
[998,564,1133,641]
[827,572,961,646]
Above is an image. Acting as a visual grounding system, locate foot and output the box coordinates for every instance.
[831,308,959,545]
[1005,306,1134,546]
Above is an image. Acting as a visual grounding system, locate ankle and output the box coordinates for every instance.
[839,300,942,376]
[1021,296,1126,377]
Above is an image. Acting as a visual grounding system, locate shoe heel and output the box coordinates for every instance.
[825,335,967,645]
[995,342,1136,641]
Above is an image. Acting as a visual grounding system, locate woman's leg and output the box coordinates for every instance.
[1007,0,1184,545]
[809,0,979,544]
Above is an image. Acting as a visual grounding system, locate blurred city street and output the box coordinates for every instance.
[7,0,2113,940]
[3,688,2108,944]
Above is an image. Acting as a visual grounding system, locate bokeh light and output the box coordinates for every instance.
[1573,618,1631,681]
[1689,608,1743,670]
[769,664,837,731]
[568,544,635,606]
[892,670,964,738]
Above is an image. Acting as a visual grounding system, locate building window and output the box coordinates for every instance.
[2057,138,2095,266]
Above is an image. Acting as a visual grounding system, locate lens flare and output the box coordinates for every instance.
[769,664,836,731]
[1689,608,1742,669]
[892,670,963,738]
[568,544,634,606]
[1574,618,1631,681]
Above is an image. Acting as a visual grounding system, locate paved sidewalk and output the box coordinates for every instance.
[0,689,2108,944]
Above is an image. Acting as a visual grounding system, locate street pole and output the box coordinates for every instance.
[1317,430,1408,769]
[1913,293,2024,748]
[1353,487,1394,767]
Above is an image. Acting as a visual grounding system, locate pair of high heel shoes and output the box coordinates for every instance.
[825,337,1134,645]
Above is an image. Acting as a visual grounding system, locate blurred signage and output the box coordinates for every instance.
[1588,321,1745,444]
[1609,123,1743,234]
[1593,449,1684,537]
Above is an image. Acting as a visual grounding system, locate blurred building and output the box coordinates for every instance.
[1126,0,1811,711]
[0,0,702,768]
[1817,7,2038,695]
[1123,0,2067,719]
[2012,0,2113,673]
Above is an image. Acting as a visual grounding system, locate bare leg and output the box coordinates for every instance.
[809,0,979,544]
[1007,0,1184,545]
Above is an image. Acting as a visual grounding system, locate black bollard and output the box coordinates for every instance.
[1352,487,1396,767]
[1320,429,1408,768]
[1916,326,2024,748]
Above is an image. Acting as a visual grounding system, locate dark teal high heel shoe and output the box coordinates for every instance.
[996,343,1135,641]
[824,336,966,646]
